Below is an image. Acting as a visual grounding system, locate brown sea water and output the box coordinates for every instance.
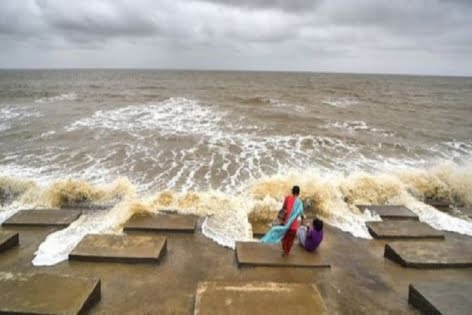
[1,70,471,265]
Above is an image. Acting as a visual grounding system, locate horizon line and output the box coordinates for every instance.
[0,67,471,78]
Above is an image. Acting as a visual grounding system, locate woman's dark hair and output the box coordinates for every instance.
[313,218,323,231]
[292,185,300,195]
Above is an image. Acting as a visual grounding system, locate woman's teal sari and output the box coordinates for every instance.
[260,197,304,244]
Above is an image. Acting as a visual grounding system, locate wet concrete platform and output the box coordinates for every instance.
[69,234,167,263]
[236,241,330,268]
[2,209,82,227]
[124,213,197,233]
[194,281,327,315]
[385,241,472,268]
[0,231,19,252]
[409,281,472,315]
[366,221,444,239]
[2,218,469,314]
[356,205,419,220]
[0,272,100,314]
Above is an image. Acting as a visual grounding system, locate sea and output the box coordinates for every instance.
[1,69,471,265]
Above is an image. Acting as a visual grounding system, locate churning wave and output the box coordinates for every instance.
[2,95,472,266]
[59,97,471,194]
[65,97,223,137]
[1,161,472,266]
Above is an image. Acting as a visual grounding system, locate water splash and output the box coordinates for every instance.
[3,162,472,266]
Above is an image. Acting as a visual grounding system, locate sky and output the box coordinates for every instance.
[0,0,471,75]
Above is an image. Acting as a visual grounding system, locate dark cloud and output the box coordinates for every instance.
[39,2,157,38]
[0,0,470,75]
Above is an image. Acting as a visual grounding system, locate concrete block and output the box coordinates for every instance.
[0,231,19,252]
[409,282,472,315]
[366,221,444,239]
[357,205,419,220]
[236,241,330,268]
[384,241,472,268]
[69,234,167,263]
[124,213,197,233]
[2,209,82,227]
[0,272,100,315]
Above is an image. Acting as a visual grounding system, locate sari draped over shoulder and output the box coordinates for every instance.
[260,197,304,244]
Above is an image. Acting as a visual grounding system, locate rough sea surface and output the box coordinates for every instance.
[1,70,471,265]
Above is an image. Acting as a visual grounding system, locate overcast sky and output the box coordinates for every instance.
[1,0,471,75]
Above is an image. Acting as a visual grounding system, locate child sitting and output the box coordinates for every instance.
[296,218,324,252]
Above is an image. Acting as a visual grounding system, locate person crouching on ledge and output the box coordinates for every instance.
[297,218,323,252]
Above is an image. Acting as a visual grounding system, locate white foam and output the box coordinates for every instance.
[0,106,42,126]
[330,120,369,131]
[0,105,42,131]
[32,200,135,266]
[55,97,468,196]
[62,95,367,193]
[324,208,382,238]
[0,159,118,189]
[269,98,306,113]
[326,120,395,136]
[322,97,359,108]
[405,199,472,235]
[65,97,223,137]
[440,140,472,159]
[0,164,54,185]
[32,210,115,266]
[248,164,472,240]
[1,160,470,266]
[201,195,253,249]
[35,93,77,103]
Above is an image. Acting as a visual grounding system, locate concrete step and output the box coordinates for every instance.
[69,234,167,264]
[2,209,82,227]
[124,213,197,233]
[409,281,472,315]
[236,241,330,268]
[384,241,472,268]
[366,220,444,239]
[356,205,419,220]
[0,231,19,253]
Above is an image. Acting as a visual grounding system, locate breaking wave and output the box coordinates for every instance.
[2,161,472,266]
[65,97,223,137]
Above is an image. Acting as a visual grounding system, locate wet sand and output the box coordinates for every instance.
[0,221,471,314]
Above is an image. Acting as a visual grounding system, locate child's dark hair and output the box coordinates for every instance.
[292,185,300,195]
[313,218,323,231]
